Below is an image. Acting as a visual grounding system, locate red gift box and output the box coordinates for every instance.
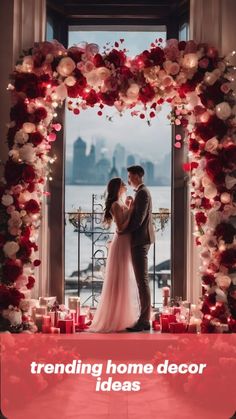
[57,319,74,334]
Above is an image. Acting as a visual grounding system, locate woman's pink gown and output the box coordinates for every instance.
[89,203,140,332]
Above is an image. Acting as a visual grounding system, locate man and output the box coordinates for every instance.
[125,165,155,332]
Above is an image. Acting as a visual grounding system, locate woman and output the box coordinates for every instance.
[89,177,140,332]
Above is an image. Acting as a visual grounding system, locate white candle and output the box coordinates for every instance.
[68,297,80,312]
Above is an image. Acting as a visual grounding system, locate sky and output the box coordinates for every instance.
[65,29,172,164]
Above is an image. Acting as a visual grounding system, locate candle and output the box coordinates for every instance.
[31,307,37,322]
[35,314,43,332]
[57,319,74,334]
[68,297,80,313]
[161,317,169,333]
[169,322,186,333]
[162,287,170,307]
[50,327,60,334]
[39,296,57,306]
[78,315,86,325]
[35,306,47,316]
[69,309,78,323]
[42,315,51,326]
[173,307,181,315]
[42,325,51,333]
[152,320,161,332]
[49,311,56,327]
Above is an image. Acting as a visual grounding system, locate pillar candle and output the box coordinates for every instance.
[50,327,60,334]
[169,322,186,333]
[160,317,169,333]
[49,311,56,327]
[152,320,161,332]
[162,287,170,307]
[42,315,51,326]
[35,306,47,316]
[39,296,56,306]
[57,319,74,334]
[42,325,51,333]
[68,297,80,313]
[35,314,43,332]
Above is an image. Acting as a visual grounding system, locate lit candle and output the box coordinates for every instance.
[160,316,170,333]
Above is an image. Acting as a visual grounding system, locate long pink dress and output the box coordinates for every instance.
[89,202,140,332]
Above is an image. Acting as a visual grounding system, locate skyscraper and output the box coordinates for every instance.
[127,154,135,166]
[113,143,126,172]
[72,137,88,184]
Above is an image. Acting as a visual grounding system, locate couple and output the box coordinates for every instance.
[89,165,155,333]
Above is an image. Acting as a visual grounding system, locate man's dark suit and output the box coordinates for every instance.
[126,184,155,325]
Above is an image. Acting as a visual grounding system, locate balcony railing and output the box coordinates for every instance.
[65,204,171,308]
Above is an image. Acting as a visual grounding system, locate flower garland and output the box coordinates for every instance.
[0,38,236,332]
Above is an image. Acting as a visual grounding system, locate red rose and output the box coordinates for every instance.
[27,183,35,193]
[0,284,25,309]
[215,222,236,244]
[93,53,105,67]
[22,165,36,183]
[196,115,227,141]
[202,273,216,286]
[84,89,98,107]
[199,83,224,108]
[4,160,23,186]
[25,199,40,214]
[2,259,23,285]
[139,84,155,104]
[67,47,83,63]
[34,107,47,123]
[106,49,126,68]
[0,233,6,248]
[10,101,28,127]
[222,145,236,170]
[220,248,236,268]
[29,131,44,146]
[178,41,186,50]
[33,259,41,267]
[26,276,35,289]
[189,138,200,153]
[149,46,165,66]
[201,197,212,209]
[195,211,207,225]
[14,73,38,92]
[205,158,223,182]
[99,90,119,106]
[67,77,87,98]
[7,126,18,148]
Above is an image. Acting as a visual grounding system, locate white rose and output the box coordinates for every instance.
[57,57,76,77]
[14,129,29,145]
[19,299,31,312]
[215,273,232,289]
[3,241,20,258]
[18,143,36,163]
[96,67,111,81]
[22,122,35,133]
[2,308,22,326]
[204,137,219,154]
[126,83,140,100]
[207,209,221,228]
[2,194,14,207]
[8,149,20,162]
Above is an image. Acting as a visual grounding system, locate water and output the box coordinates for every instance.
[65,185,171,306]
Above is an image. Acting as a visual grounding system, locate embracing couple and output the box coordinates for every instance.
[89,165,155,333]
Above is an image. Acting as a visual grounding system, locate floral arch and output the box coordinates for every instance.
[0,38,236,333]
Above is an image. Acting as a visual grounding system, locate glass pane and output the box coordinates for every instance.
[65,28,171,309]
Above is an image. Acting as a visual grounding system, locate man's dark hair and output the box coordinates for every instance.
[127,165,145,177]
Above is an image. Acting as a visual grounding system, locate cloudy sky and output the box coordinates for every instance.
[65,28,172,163]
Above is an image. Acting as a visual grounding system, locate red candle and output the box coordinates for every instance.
[42,315,51,326]
[57,319,74,334]
[50,327,60,334]
[161,317,169,333]
[42,325,51,334]
[78,315,86,326]
[173,307,181,315]
[169,322,186,333]
[152,320,161,332]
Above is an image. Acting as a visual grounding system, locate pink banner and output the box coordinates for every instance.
[1,334,236,418]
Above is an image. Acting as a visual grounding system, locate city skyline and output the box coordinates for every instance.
[66,136,171,186]
[65,29,172,166]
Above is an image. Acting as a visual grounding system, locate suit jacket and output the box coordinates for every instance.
[126,184,155,247]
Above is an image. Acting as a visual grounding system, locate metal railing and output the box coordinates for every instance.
[65,195,171,307]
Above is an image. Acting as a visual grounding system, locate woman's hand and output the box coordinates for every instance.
[125,195,134,208]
